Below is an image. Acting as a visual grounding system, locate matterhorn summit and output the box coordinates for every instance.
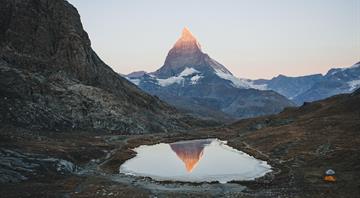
[125,28,294,121]
[154,27,232,78]
[173,27,202,52]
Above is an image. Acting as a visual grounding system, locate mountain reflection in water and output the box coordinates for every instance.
[119,138,272,183]
[170,139,212,172]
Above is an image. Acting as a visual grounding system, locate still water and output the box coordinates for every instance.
[119,139,271,183]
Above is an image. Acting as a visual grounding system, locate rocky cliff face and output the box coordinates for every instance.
[0,0,200,133]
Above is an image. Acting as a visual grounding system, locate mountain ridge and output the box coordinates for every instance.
[127,28,294,120]
[253,61,360,104]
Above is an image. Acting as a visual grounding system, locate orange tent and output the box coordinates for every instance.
[324,175,336,182]
[324,169,336,182]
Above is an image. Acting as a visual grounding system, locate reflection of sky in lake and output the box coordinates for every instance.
[120,139,272,183]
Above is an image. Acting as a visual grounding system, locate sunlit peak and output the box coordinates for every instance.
[174,27,201,50]
[181,27,195,39]
[181,27,194,38]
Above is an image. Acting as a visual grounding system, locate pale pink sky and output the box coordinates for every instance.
[69,0,360,79]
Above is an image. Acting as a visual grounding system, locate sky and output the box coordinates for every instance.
[69,0,360,79]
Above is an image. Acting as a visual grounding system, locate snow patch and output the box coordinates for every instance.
[157,76,185,87]
[179,67,200,77]
[328,70,340,76]
[215,69,248,88]
[214,69,266,89]
[190,75,203,85]
[157,67,201,87]
[247,82,268,90]
[348,79,360,91]
[125,77,140,86]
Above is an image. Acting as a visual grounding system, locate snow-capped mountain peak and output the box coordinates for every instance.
[126,28,266,89]
[153,28,233,79]
[124,28,295,120]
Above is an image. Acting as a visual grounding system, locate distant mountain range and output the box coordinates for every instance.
[126,28,359,120]
[128,61,360,106]
[253,61,360,105]
[125,28,294,121]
